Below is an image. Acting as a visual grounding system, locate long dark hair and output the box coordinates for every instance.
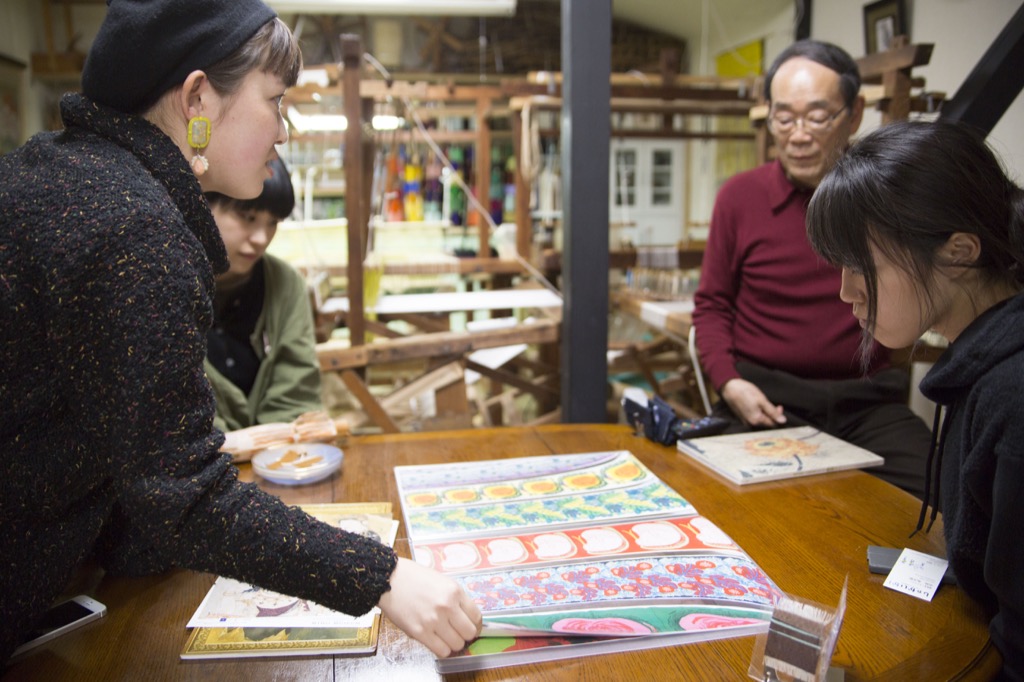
[807,120,1024,365]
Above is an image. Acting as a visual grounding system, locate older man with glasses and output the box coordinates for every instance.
[692,39,931,499]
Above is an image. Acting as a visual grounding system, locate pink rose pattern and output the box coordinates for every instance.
[553,617,654,635]
[678,613,766,630]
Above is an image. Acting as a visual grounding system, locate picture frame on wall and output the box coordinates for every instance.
[863,0,907,54]
[0,53,26,155]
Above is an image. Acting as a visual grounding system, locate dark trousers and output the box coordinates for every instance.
[711,362,932,499]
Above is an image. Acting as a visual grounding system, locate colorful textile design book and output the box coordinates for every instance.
[394,451,782,673]
[677,426,884,485]
[181,503,395,659]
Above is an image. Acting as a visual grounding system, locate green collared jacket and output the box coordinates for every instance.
[204,253,322,431]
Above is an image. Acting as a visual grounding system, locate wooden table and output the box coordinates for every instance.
[3,425,999,681]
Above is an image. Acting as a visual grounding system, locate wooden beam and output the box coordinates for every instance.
[510,95,754,117]
[313,258,526,278]
[464,359,560,400]
[881,67,913,122]
[31,0,86,81]
[317,319,560,371]
[360,80,505,101]
[379,361,465,413]
[476,96,492,259]
[505,81,756,103]
[359,317,406,339]
[660,47,681,130]
[296,67,756,105]
[528,70,756,90]
[340,370,400,433]
[613,293,693,340]
[625,344,666,398]
[342,35,367,349]
[538,245,704,275]
[378,312,450,334]
[286,129,511,145]
[527,407,562,426]
[511,109,532,260]
[609,129,754,141]
[425,357,470,423]
[29,52,85,81]
[856,43,934,81]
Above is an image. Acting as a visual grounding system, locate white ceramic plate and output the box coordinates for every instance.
[252,443,343,486]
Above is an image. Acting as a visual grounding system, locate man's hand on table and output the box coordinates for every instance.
[721,378,787,428]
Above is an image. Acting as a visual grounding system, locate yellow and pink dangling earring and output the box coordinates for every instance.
[187,115,211,176]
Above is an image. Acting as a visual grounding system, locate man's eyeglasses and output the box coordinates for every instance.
[767,106,849,135]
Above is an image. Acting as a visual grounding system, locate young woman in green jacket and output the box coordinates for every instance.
[205,157,323,432]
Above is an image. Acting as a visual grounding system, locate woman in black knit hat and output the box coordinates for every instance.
[0,0,480,664]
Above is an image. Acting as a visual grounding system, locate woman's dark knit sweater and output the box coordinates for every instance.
[0,94,395,663]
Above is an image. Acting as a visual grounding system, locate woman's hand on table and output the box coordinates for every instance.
[378,557,483,657]
[721,378,787,428]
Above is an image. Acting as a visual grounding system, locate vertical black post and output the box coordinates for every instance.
[939,1,1024,135]
[561,0,611,423]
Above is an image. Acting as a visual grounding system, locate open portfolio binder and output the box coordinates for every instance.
[394,451,784,673]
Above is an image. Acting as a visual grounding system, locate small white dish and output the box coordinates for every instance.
[252,443,343,486]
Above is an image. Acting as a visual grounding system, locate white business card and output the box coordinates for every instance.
[883,548,949,601]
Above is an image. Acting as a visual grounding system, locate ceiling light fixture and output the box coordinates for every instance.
[287,107,406,133]
[297,68,331,88]
[266,0,515,16]
[287,107,347,132]
[371,115,404,131]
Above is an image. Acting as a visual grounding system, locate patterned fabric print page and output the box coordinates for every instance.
[414,515,740,573]
[403,479,693,541]
[395,451,622,491]
[398,451,656,511]
[483,603,772,637]
[395,451,784,671]
[458,554,780,613]
[397,451,695,541]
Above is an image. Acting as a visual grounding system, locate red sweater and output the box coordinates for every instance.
[692,160,888,391]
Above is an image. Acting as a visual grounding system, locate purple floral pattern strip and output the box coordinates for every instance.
[459,554,782,613]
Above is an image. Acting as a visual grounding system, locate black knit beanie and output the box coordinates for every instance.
[81,0,278,114]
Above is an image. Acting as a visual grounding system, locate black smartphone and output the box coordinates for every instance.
[673,415,730,440]
[12,595,107,658]
[867,546,956,584]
